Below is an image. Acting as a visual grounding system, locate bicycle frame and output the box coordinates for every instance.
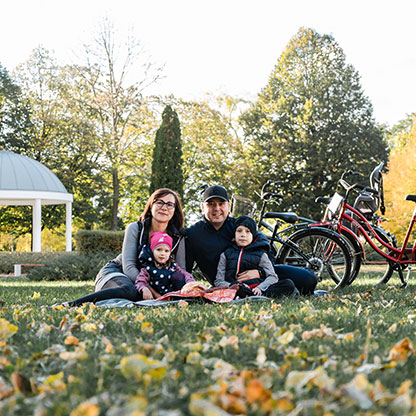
[325,193,416,264]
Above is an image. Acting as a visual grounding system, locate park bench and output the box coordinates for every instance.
[14,263,45,276]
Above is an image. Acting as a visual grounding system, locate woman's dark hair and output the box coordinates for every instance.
[139,188,184,231]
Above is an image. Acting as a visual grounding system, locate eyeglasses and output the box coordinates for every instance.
[154,200,176,210]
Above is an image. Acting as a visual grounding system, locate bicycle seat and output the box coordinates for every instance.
[405,195,416,203]
[263,212,299,224]
[315,196,331,205]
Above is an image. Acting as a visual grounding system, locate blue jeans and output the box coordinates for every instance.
[274,265,317,295]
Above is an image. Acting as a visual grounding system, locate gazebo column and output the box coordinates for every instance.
[32,199,42,252]
[65,201,72,251]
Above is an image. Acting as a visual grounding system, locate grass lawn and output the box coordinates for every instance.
[1,270,416,415]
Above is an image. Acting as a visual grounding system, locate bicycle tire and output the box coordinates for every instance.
[375,263,395,285]
[277,227,352,290]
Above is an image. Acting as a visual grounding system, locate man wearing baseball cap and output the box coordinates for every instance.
[184,185,317,296]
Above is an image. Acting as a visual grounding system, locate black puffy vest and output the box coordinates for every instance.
[223,237,269,283]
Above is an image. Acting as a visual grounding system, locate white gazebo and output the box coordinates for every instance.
[0,150,73,251]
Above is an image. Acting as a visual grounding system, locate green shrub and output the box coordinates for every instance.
[27,251,115,281]
[75,230,124,254]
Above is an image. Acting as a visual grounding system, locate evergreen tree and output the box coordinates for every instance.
[240,27,388,219]
[150,105,184,199]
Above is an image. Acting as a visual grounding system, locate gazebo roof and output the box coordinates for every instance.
[0,150,72,205]
[0,150,67,192]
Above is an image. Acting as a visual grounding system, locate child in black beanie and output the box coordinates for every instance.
[214,215,279,297]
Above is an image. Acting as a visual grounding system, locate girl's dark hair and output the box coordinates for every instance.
[139,188,184,231]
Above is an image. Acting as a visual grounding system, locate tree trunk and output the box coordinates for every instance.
[111,168,119,231]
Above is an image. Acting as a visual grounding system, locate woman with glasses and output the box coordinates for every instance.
[59,188,185,307]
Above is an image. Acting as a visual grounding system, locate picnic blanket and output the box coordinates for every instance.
[95,288,271,308]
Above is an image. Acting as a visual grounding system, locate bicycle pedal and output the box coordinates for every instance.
[400,281,408,289]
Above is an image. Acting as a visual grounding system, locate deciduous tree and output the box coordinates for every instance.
[74,18,163,230]
[240,27,388,219]
[383,117,416,239]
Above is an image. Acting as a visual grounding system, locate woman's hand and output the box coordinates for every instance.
[142,287,154,300]
[236,269,260,282]
[252,286,262,296]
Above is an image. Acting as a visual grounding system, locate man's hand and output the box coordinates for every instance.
[236,269,260,281]
[252,286,262,296]
[142,287,154,300]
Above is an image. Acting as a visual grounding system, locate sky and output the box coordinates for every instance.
[1,0,415,127]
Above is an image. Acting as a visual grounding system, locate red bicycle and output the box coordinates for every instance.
[316,166,416,287]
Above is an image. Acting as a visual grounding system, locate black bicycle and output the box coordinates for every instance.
[233,181,352,290]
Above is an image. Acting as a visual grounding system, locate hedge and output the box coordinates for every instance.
[75,230,124,254]
[26,251,115,281]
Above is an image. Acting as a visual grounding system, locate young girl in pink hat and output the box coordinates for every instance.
[135,231,194,300]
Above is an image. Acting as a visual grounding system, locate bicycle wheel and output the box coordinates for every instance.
[277,227,352,290]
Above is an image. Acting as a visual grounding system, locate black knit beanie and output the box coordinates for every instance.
[235,215,257,237]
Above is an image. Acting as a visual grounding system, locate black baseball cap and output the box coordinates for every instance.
[202,185,229,202]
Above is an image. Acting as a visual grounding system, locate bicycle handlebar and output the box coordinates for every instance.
[341,169,362,180]
[262,191,284,201]
[339,178,379,195]
[260,180,284,200]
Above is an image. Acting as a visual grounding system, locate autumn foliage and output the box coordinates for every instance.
[383,117,416,239]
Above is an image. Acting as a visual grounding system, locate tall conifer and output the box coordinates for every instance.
[150,105,184,199]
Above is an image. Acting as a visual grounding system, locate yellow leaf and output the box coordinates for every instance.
[278,331,294,345]
[82,323,97,333]
[141,322,154,334]
[120,354,166,382]
[186,351,202,364]
[64,335,79,346]
[59,343,88,361]
[39,372,67,393]
[343,332,355,342]
[0,318,18,340]
[70,402,99,416]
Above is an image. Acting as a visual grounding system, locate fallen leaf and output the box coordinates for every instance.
[219,336,239,350]
[388,338,413,362]
[0,318,18,340]
[141,322,154,334]
[256,347,267,366]
[11,371,31,394]
[120,354,167,382]
[0,378,14,400]
[278,330,294,345]
[70,401,99,416]
[189,397,231,416]
[246,378,269,403]
[39,372,67,393]
[64,335,79,346]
